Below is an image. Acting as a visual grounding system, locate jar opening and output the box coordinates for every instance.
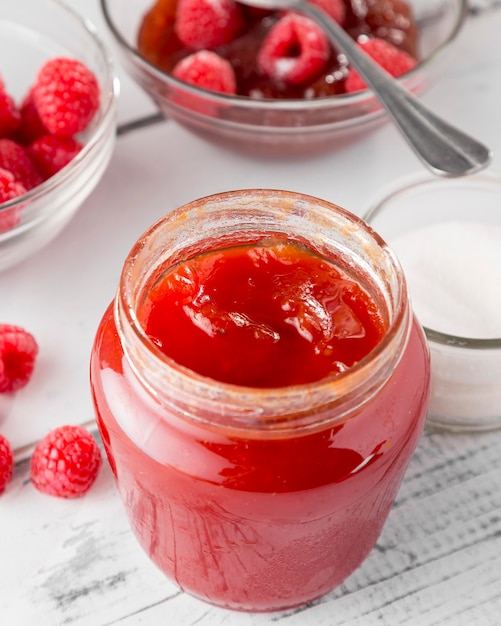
[116,189,410,433]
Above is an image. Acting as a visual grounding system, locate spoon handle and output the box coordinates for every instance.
[301,3,492,177]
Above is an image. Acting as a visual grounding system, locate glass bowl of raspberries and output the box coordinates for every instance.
[0,0,118,271]
[100,0,465,156]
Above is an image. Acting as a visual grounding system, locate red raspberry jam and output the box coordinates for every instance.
[90,190,430,611]
[139,241,386,386]
[137,0,418,98]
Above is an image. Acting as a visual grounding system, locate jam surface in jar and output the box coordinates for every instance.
[138,241,386,387]
[137,0,419,99]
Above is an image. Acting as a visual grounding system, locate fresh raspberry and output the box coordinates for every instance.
[14,91,48,146]
[344,36,417,93]
[357,0,418,57]
[308,0,346,24]
[175,0,244,50]
[0,434,14,495]
[0,167,26,202]
[0,78,21,138]
[173,51,237,94]
[0,324,38,392]
[0,168,25,233]
[0,138,43,191]
[31,57,100,137]
[28,135,83,180]
[257,13,330,86]
[30,425,102,499]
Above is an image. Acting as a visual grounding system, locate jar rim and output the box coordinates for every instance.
[116,189,411,432]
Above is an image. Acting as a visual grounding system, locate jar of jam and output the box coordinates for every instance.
[90,189,430,612]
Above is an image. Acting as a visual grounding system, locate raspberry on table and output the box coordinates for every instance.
[31,57,100,137]
[28,135,83,180]
[344,36,417,93]
[0,138,43,191]
[173,50,237,94]
[257,13,330,86]
[0,78,21,138]
[30,425,102,499]
[175,0,244,50]
[0,324,39,392]
[0,434,14,495]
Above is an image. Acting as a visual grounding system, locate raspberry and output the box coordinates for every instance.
[30,425,102,499]
[173,51,237,94]
[0,168,25,233]
[175,0,244,50]
[0,167,26,203]
[0,434,14,494]
[354,0,418,57]
[14,91,48,146]
[0,78,21,138]
[257,13,330,86]
[32,57,100,137]
[0,138,43,191]
[344,36,417,93]
[28,135,83,180]
[308,0,346,24]
[0,324,38,392]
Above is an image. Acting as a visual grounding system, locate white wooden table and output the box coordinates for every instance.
[1,2,501,624]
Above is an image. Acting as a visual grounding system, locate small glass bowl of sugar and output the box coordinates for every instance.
[364,172,501,432]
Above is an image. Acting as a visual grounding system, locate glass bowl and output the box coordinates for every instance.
[100,0,466,157]
[364,172,501,433]
[0,0,119,271]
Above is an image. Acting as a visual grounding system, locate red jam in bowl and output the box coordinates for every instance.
[90,190,430,611]
[137,0,419,98]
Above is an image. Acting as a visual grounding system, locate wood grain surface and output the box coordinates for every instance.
[2,428,500,625]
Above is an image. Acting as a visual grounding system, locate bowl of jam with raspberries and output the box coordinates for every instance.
[101,0,466,156]
[0,0,118,271]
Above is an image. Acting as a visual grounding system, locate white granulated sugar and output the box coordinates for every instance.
[391,220,501,338]
[392,219,501,425]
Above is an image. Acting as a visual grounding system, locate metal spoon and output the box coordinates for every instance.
[241,0,492,177]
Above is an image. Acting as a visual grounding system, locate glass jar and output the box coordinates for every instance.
[90,189,430,612]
